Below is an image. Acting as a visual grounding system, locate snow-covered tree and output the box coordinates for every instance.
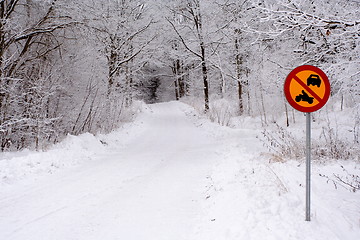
[0,0,75,150]
[167,0,223,112]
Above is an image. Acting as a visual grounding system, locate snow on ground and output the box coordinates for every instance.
[0,102,149,187]
[0,101,359,240]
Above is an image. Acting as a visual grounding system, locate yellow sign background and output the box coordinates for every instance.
[289,70,326,108]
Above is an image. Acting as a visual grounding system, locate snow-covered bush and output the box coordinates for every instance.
[314,123,360,161]
[181,97,237,126]
[208,98,236,126]
[260,114,360,162]
[260,123,304,160]
[319,165,360,192]
[180,96,206,115]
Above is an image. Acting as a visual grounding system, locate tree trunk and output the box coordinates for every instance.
[235,33,244,115]
[201,52,209,112]
[194,5,209,112]
[172,61,180,100]
[177,60,186,98]
[125,62,133,107]
[174,78,179,100]
[0,2,6,122]
[107,48,117,97]
[285,101,289,127]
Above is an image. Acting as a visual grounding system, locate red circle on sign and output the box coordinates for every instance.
[284,65,330,113]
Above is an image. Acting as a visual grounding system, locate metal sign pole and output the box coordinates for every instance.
[306,112,311,221]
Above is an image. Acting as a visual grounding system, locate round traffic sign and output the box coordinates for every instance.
[284,65,330,112]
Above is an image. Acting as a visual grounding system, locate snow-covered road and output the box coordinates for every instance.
[1,101,359,240]
[0,102,223,240]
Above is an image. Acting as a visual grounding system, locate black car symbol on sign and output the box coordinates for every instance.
[295,90,314,104]
[307,74,321,87]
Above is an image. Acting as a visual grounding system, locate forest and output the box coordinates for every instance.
[0,0,359,155]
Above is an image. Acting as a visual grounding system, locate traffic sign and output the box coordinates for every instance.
[284,65,330,112]
[284,65,331,221]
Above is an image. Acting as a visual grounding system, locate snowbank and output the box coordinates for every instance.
[0,101,150,185]
[0,133,104,185]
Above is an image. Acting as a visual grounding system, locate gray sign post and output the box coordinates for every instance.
[306,112,311,221]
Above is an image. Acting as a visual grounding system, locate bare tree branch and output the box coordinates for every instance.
[166,17,202,59]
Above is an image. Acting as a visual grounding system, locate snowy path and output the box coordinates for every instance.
[0,102,223,240]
